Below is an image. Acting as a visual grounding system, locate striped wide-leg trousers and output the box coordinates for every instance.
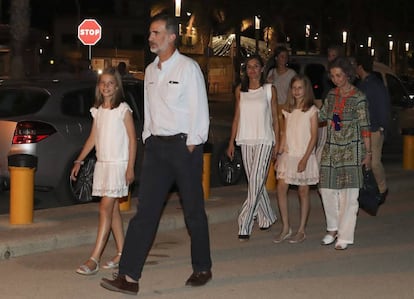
[238,144,277,236]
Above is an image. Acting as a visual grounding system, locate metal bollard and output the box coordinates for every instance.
[8,154,37,224]
[402,128,414,170]
[202,152,212,200]
[119,191,131,212]
[266,160,277,191]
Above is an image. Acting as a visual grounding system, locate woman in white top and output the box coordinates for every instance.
[267,46,297,132]
[267,46,297,106]
[227,55,279,241]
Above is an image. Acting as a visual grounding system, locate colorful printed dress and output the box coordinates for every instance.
[319,87,370,189]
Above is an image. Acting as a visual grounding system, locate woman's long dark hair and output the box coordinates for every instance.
[240,55,265,92]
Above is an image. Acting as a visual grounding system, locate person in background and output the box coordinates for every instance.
[227,55,279,241]
[273,75,319,244]
[319,57,371,250]
[266,46,297,132]
[316,45,345,163]
[71,67,137,275]
[321,45,345,101]
[266,46,297,106]
[355,53,390,204]
[328,45,345,63]
[100,13,212,295]
[117,61,134,79]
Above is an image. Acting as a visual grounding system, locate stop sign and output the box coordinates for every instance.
[78,19,102,46]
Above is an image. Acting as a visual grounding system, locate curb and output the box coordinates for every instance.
[0,188,245,260]
[0,167,412,260]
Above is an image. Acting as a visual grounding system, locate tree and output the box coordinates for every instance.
[10,0,30,79]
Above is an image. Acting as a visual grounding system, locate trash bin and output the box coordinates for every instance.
[8,154,37,224]
[402,128,414,170]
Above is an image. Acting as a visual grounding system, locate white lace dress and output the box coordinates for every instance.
[276,105,319,185]
[90,102,132,197]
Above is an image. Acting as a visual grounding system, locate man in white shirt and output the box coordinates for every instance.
[101,13,212,295]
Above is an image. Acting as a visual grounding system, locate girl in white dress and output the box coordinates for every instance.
[274,75,319,244]
[71,67,137,275]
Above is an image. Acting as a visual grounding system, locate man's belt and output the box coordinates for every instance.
[153,133,187,142]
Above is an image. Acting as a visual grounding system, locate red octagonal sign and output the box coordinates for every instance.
[78,19,102,46]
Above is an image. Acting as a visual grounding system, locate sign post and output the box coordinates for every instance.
[77,19,102,60]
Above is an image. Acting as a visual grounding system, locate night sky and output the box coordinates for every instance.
[1,0,413,42]
[1,0,114,32]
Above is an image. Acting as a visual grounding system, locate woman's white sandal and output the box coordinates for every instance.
[102,252,122,270]
[76,257,99,275]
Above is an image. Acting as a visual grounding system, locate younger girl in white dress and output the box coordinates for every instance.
[71,67,137,275]
[273,75,319,244]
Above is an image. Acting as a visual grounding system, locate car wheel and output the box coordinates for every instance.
[69,156,98,203]
[217,143,243,185]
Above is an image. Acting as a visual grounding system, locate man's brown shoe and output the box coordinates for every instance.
[100,274,139,295]
[185,271,212,287]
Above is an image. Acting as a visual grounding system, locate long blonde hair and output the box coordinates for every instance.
[94,67,125,109]
[285,74,315,112]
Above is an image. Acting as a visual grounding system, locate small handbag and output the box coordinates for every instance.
[358,166,381,216]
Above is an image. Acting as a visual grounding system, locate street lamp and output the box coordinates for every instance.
[255,16,260,30]
[404,42,410,74]
[388,40,393,67]
[305,24,310,54]
[342,31,347,44]
[388,40,393,51]
[175,0,181,17]
[255,15,260,54]
[342,31,348,55]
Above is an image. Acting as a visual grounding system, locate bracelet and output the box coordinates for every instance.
[366,151,372,155]
[74,160,84,165]
[277,152,283,156]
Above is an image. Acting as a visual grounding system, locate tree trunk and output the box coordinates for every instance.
[10,0,30,79]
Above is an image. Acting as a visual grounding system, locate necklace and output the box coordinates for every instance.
[332,87,355,131]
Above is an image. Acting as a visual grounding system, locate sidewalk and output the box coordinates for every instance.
[0,184,247,260]
[0,159,413,260]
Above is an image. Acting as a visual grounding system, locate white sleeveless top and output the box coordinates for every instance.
[236,84,275,145]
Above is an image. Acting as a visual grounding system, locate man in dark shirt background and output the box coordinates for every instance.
[355,54,390,204]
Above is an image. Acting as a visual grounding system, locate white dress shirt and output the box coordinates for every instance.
[143,50,210,146]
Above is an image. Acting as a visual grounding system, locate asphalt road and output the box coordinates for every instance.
[0,187,413,299]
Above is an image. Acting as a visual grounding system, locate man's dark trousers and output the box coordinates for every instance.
[119,135,212,280]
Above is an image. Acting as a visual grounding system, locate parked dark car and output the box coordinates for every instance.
[0,78,144,203]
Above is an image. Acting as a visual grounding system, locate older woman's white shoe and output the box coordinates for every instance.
[321,234,337,245]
